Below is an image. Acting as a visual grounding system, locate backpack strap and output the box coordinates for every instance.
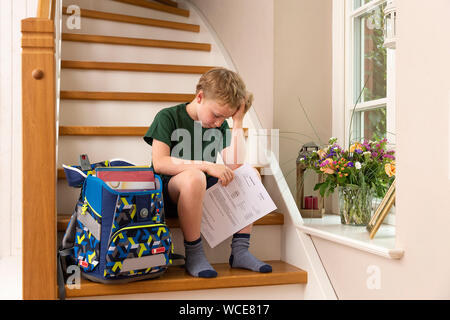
[57,247,75,300]
[169,253,185,266]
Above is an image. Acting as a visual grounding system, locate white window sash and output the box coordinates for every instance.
[347,97,388,112]
[350,0,386,18]
[334,0,396,225]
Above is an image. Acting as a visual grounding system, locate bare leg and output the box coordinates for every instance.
[167,168,206,242]
[166,169,217,278]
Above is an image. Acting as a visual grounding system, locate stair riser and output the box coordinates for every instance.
[61,16,205,42]
[57,136,152,168]
[62,0,191,24]
[57,130,257,170]
[61,42,225,66]
[60,69,202,93]
[171,225,282,264]
[68,284,305,300]
[58,101,251,127]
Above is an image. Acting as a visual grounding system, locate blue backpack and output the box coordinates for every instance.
[58,157,182,295]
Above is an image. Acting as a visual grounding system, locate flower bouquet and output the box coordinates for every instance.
[300,137,396,225]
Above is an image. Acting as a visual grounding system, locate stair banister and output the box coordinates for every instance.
[21,0,59,299]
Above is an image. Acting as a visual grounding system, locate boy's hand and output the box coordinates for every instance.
[232,101,246,123]
[206,163,234,186]
[232,93,252,123]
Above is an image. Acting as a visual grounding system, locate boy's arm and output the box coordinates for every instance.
[152,139,213,176]
[221,105,247,171]
[153,139,235,185]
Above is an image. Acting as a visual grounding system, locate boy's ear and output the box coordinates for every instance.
[196,90,204,104]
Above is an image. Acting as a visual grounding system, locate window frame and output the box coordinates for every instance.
[345,0,396,146]
[333,0,396,225]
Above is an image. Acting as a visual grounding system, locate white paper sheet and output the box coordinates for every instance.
[201,163,277,248]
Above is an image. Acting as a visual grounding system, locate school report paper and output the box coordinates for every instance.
[201,163,277,248]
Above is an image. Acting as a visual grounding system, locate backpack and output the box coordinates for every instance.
[58,157,182,298]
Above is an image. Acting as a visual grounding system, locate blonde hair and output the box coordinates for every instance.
[196,67,253,111]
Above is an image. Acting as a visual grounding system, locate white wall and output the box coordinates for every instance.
[308,0,450,299]
[0,0,38,259]
[0,0,38,300]
[188,0,274,131]
[274,0,333,206]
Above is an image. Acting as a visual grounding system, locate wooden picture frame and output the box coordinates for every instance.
[367,178,396,239]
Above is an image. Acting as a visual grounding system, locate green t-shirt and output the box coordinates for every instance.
[143,102,231,176]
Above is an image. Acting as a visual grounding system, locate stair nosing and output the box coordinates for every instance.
[57,126,248,137]
[64,260,306,298]
[57,164,265,180]
[154,0,178,8]
[112,0,189,17]
[57,212,283,231]
[60,91,196,102]
[62,6,199,32]
[61,60,215,74]
[62,33,211,51]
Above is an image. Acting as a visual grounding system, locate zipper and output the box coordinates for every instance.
[82,197,102,218]
[109,223,167,245]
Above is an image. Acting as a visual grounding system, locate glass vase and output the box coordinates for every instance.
[338,185,374,226]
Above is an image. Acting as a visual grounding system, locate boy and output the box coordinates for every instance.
[144,68,272,278]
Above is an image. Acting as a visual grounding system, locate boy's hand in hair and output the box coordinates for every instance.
[232,101,246,123]
[232,92,253,123]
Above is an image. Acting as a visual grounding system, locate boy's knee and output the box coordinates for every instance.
[181,169,207,191]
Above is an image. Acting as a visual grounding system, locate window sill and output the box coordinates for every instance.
[296,214,404,260]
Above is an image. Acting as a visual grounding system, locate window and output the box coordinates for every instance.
[347,0,395,145]
[334,0,396,224]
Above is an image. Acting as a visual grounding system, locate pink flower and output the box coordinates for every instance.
[320,158,335,175]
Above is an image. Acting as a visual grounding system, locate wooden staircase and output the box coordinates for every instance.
[57,0,307,299]
[66,261,307,298]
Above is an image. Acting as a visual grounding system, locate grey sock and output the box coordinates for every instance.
[184,237,217,278]
[229,234,272,273]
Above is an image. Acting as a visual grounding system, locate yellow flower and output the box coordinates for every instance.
[385,161,396,177]
[317,149,327,159]
[349,143,363,153]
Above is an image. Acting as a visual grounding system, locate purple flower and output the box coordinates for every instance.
[347,162,354,167]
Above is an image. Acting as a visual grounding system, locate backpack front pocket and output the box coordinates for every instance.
[104,224,172,278]
[74,219,100,273]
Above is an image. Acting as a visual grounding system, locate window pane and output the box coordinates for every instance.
[354,4,387,103]
[352,107,386,142]
[353,0,371,10]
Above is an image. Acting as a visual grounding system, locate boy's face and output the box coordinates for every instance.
[197,92,237,128]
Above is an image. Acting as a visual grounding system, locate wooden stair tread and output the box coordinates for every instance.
[62,33,211,51]
[57,164,265,180]
[58,126,248,137]
[60,91,195,101]
[61,61,215,74]
[62,6,198,32]
[113,0,189,17]
[65,260,306,298]
[57,212,283,232]
[154,0,178,8]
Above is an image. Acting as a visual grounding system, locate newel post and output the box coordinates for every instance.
[21,17,57,300]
